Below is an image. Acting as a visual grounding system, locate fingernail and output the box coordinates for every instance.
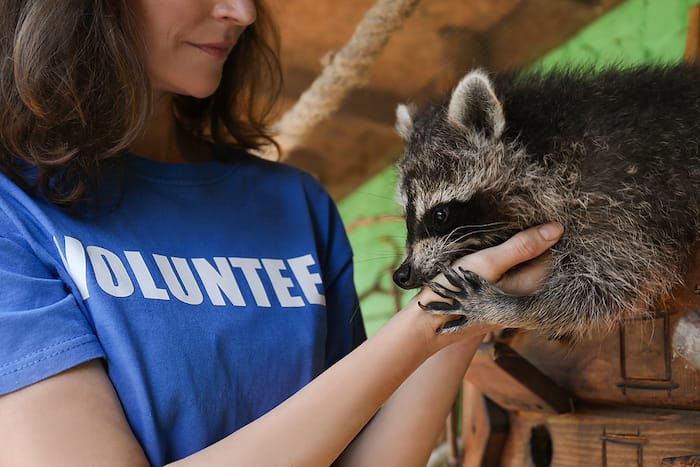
[539,223,563,241]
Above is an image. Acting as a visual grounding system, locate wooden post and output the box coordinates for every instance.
[461,382,509,467]
[685,5,700,65]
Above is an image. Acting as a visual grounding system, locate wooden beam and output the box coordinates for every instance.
[465,341,572,414]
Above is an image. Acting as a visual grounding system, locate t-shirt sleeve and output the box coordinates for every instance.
[0,235,105,395]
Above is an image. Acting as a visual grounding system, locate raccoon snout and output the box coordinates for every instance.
[393,261,422,289]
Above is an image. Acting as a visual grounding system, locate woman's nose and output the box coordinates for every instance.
[212,0,256,26]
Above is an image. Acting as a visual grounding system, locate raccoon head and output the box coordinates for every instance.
[393,69,524,289]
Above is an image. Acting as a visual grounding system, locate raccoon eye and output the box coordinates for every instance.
[432,207,449,225]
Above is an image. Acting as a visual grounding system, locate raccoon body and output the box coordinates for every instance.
[393,65,700,338]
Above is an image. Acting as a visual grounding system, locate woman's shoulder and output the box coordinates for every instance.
[217,145,329,196]
[0,169,41,230]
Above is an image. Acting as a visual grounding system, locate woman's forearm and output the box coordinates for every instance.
[335,335,483,467]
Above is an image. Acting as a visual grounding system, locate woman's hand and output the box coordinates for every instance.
[451,222,563,294]
[411,223,564,348]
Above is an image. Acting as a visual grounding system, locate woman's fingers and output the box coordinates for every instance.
[495,251,553,295]
[450,223,563,283]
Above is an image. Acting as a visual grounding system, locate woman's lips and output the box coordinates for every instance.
[189,42,233,60]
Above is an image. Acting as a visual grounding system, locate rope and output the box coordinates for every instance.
[259,0,421,160]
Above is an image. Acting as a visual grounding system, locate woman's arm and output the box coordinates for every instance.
[335,222,563,467]
[176,223,562,467]
[0,224,561,467]
[0,359,149,467]
[334,334,484,467]
[0,296,484,467]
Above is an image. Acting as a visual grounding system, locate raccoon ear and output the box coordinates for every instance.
[447,69,505,139]
[395,104,415,140]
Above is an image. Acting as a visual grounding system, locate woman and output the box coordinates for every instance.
[0,0,562,465]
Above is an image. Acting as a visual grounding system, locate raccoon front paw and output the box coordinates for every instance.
[418,267,502,333]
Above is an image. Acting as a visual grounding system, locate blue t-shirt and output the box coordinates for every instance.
[0,149,366,465]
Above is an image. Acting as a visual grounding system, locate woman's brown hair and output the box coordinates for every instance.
[0,0,282,206]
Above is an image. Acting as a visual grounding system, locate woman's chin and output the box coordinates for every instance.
[184,85,219,99]
[169,78,222,100]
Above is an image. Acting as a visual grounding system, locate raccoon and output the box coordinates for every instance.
[393,64,700,338]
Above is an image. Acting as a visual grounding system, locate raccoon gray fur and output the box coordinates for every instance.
[393,64,700,338]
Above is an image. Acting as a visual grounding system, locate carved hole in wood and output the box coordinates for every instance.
[529,424,553,467]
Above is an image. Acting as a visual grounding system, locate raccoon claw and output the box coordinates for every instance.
[420,266,511,332]
[418,300,461,313]
[418,300,471,333]
[439,266,487,293]
[423,268,491,313]
[437,316,470,334]
[457,267,487,290]
[440,265,465,289]
[427,281,460,300]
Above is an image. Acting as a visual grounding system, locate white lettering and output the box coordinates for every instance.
[86,246,134,298]
[229,257,270,307]
[288,254,325,305]
[125,251,169,300]
[153,255,203,305]
[53,235,326,309]
[262,259,304,307]
[54,236,90,300]
[192,257,245,306]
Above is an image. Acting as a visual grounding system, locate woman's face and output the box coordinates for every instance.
[132,0,256,99]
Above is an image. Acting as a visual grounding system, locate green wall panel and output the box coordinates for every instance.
[539,0,698,68]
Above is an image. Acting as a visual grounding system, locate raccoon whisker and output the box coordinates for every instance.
[445,224,509,242]
[458,227,511,240]
[447,225,512,246]
[445,222,508,237]
[451,221,510,230]
[460,225,511,237]
[348,303,363,326]
[353,255,406,263]
[450,221,511,233]
[356,249,405,255]
[352,190,402,202]
[447,222,509,236]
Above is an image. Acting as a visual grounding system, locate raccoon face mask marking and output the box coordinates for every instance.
[393,195,510,288]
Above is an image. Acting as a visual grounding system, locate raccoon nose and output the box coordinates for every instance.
[393,262,415,289]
